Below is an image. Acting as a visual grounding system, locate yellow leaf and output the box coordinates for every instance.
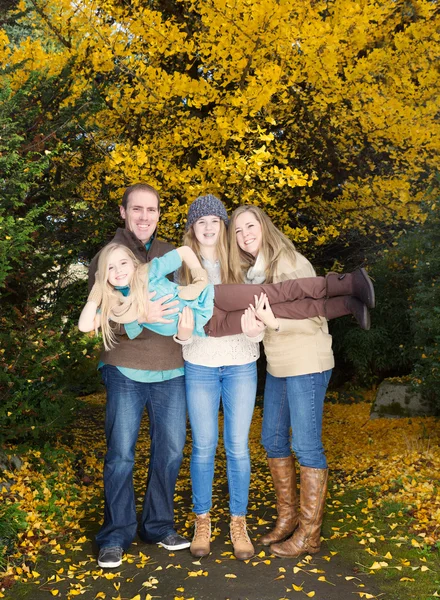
[292,584,303,591]
[95,594,106,599]
[400,577,415,582]
[305,593,315,598]
[411,539,421,548]
[225,574,237,578]
[130,596,141,600]
[50,591,59,596]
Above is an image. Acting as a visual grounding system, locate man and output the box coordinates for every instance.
[88,183,190,569]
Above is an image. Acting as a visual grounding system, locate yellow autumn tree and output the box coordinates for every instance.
[1,0,438,250]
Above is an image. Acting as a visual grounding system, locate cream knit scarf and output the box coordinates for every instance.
[245,252,267,284]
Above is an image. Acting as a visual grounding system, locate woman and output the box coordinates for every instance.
[229,205,334,559]
[176,194,264,561]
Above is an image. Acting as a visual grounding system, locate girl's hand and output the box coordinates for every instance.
[251,293,279,330]
[177,306,194,340]
[241,307,266,338]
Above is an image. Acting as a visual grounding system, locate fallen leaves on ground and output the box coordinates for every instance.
[0,393,439,599]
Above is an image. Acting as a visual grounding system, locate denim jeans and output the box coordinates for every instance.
[185,361,257,516]
[261,370,332,469]
[95,366,187,549]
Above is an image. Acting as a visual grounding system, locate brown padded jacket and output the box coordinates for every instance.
[88,228,184,372]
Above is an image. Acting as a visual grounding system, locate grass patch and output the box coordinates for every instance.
[0,504,28,570]
[324,484,440,600]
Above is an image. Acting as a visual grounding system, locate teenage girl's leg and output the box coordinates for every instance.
[221,362,257,516]
[185,362,221,515]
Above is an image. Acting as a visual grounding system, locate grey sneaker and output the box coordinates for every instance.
[157,532,190,551]
[97,546,123,568]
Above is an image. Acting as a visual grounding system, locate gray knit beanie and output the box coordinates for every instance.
[186,194,229,231]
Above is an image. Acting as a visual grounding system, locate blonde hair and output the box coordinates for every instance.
[179,219,231,284]
[228,205,298,283]
[96,243,148,350]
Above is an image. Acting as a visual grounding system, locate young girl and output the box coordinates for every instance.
[79,242,374,351]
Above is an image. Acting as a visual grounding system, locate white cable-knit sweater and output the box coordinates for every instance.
[179,257,263,367]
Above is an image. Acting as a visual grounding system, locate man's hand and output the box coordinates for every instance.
[177,306,194,341]
[138,292,180,324]
[241,307,266,338]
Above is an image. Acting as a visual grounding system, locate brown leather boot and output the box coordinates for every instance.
[190,513,211,557]
[230,516,254,560]
[326,268,375,308]
[259,456,299,546]
[324,296,371,330]
[270,466,328,558]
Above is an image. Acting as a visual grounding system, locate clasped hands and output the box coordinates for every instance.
[241,293,278,337]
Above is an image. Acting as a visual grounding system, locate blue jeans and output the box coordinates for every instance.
[185,361,257,516]
[95,366,187,549]
[261,370,332,469]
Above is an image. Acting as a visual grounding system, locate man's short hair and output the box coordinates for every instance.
[121,183,160,210]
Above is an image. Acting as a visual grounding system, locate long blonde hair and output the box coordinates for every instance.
[179,219,231,284]
[96,243,148,350]
[228,205,298,284]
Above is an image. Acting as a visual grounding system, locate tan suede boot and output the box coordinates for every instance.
[270,466,328,558]
[190,513,211,557]
[230,516,254,560]
[259,456,299,546]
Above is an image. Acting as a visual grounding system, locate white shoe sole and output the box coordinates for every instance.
[157,540,191,551]
[97,559,122,568]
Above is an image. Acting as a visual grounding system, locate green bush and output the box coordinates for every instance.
[0,303,102,444]
[330,246,416,387]
[410,200,440,411]
[0,71,108,443]
[331,190,440,412]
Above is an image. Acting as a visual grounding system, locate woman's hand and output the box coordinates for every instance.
[241,307,266,338]
[251,293,279,330]
[177,306,194,341]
